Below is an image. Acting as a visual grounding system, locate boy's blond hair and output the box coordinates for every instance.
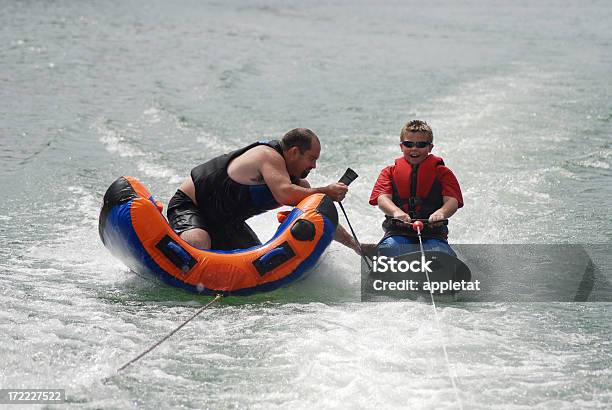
[400,120,433,142]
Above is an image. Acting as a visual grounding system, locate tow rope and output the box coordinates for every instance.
[116,294,223,373]
[413,220,464,410]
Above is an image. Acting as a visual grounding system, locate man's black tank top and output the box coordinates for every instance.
[190,140,298,224]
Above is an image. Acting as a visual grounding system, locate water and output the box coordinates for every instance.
[1,0,611,408]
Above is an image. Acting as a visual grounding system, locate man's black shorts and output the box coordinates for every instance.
[167,190,261,251]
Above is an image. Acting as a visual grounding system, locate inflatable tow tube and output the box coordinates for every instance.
[99,177,338,296]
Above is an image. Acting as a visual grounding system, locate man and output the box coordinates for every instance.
[168,128,362,253]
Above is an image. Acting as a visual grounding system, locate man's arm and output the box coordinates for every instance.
[333,224,362,254]
[301,177,370,255]
[259,152,347,204]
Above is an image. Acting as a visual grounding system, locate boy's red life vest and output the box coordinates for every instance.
[383,154,447,239]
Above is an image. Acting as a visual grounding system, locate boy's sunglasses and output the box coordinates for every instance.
[401,141,432,148]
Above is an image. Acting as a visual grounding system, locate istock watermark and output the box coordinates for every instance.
[372,255,433,273]
[361,244,611,302]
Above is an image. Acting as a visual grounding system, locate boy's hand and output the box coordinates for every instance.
[428,211,446,227]
[392,211,411,225]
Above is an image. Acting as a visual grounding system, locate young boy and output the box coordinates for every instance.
[369,120,463,257]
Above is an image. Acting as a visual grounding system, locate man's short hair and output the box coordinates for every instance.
[281,128,319,153]
[401,120,433,142]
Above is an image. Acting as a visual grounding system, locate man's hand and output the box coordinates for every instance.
[323,182,348,202]
[347,238,362,255]
[360,243,378,256]
[346,239,378,256]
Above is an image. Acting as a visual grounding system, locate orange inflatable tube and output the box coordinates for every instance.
[99,176,338,296]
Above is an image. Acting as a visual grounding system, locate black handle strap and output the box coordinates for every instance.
[336,168,372,271]
[390,217,449,226]
[338,168,358,185]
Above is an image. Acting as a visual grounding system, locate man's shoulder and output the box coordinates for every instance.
[242,145,285,173]
[248,144,283,160]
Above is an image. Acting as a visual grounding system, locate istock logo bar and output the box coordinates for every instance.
[360,244,610,303]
